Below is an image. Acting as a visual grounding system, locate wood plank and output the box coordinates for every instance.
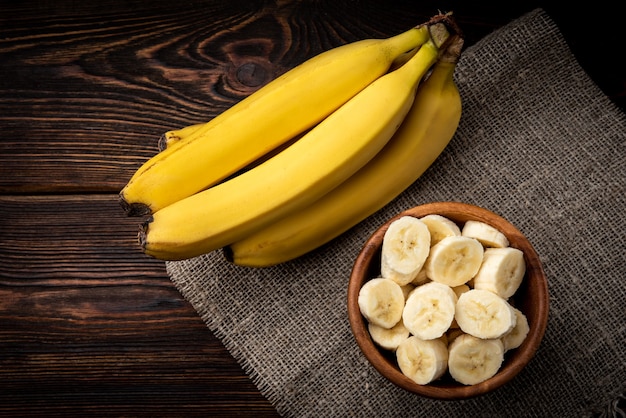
[0,194,279,416]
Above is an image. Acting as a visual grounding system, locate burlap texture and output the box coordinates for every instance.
[166,8,626,417]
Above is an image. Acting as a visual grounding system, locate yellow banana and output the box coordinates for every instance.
[140,38,442,261]
[157,48,421,153]
[120,24,434,216]
[158,46,424,153]
[225,36,464,267]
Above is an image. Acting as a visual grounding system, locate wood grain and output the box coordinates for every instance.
[0,194,279,416]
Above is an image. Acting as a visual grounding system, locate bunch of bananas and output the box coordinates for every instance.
[120,13,465,266]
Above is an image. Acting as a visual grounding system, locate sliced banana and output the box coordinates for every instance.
[411,268,430,286]
[424,236,484,287]
[360,214,532,386]
[368,321,410,351]
[446,327,464,345]
[448,333,505,385]
[455,289,517,339]
[357,278,405,329]
[451,283,470,299]
[381,216,431,286]
[461,220,509,248]
[420,214,461,246]
[501,306,530,351]
[396,336,448,385]
[402,281,457,340]
[400,283,415,301]
[449,284,469,329]
[472,247,526,299]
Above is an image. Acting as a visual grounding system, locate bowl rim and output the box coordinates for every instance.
[347,201,549,400]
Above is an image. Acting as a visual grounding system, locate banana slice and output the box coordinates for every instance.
[402,281,457,340]
[411,268,430,286]
[424,236,484,287]
[400,283,415,301]
[455,289,517,339]
[396,336,448,385]
[461,220,509,248]
[448,333,505,385]
[501,306,530,351]
[451,283,470,299]
[368,321,410,351]
[420,214,461,246]
[357,278,405,329]
[472,247,526,299]
[449,284,469,329]
[446,327,464,345]
[381,216,431,286]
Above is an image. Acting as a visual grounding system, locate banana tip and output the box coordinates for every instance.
[222,246,234,263]
[138,217,152,249]
[157,134,168,152]
[119,194,152,217]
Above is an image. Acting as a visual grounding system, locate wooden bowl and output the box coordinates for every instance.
[347,202,549,400]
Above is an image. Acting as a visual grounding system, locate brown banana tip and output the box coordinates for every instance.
[418,12,463,41]
[138,217,153,249]
[222,246,234,263]
[157,134,168,152]
[119,194,152,217]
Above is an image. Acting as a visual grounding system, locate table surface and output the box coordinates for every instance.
[1,1,624,416]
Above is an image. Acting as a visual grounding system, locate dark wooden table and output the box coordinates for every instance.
[1,1,623,416]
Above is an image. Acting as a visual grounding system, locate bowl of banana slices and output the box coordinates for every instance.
[347,201,549,399]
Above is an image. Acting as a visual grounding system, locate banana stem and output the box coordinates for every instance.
[429,23,450,48]
[422,12,463,40]
[420,12,464,62]
[441,34,464,64]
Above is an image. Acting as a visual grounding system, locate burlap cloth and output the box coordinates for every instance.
[166,8,625,417]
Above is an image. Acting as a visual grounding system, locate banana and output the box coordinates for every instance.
[368,321,410,351]
[157,123,204,151]
[424,236,484,287]
[501,306,530,351]
[454,289,517,339]
[120,24,436,216]
[140,38,442,260]
[462,220,509,248]
[450,284,470,329]
[451,283,470,299]
[402,281,457,340]
[449,284,470,329]
[447,333,505,385]
[411,268,431,286]
[226,35,464,267]
[396,336,448,385]
[446,327,464,344]
[381,216,432,286]
[420,214,461,246]
[400,283,416,301]
[358,278,405,329]
[472,247,526,299]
